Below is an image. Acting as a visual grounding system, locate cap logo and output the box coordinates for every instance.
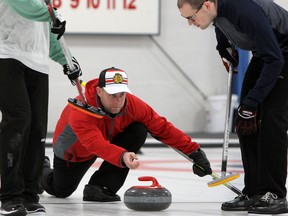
[113,73,124,84]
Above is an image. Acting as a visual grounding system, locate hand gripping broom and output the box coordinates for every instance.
[170,147,242,195]
[44,0,105,118]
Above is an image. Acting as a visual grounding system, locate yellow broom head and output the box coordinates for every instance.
[207,173,240,187]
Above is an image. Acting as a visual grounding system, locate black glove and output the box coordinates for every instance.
[218,47,239,73]
[63,57,82,86]
[235,105,257,135]
[188,149,212,177]
[51,9,66,40]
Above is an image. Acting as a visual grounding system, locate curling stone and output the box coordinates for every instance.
[124,176,172,211]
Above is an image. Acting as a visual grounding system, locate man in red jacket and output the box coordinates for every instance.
[41,67,212,202]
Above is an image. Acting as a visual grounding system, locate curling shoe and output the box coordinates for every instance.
[23,202,45,215]
[0,200,27,216]
[222,194,260,211]
[23,192,46,215]
[248,192,288,214]
[83,185,121,202]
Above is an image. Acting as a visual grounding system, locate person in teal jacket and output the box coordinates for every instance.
[0,0,81,215]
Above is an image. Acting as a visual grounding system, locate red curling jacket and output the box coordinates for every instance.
[53,78,200,167]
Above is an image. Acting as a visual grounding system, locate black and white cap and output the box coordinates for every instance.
[98,67,131,94]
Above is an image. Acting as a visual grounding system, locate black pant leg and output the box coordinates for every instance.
[238,133,260,196]
[237,57,263,196]
[88,122,147,193]
[41,155,96,198]
[23,69,48,200]
[0,59,31,202]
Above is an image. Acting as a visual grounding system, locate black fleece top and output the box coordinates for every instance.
[214,0,288,108]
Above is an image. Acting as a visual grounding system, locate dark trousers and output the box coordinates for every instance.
[0,59,48,203]
[238,55,288,198]
[41,122,147,198]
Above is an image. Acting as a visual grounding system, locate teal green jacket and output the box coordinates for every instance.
[0,0,68,73]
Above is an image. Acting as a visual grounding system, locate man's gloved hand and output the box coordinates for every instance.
[235,105,258,135]
[63,57,82,86]
[218,47,239,73]
[51,9,66,40]
[188,149,212,177]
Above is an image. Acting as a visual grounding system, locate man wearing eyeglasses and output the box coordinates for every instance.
[178,0,288,215]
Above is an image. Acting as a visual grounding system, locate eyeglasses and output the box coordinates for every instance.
[182,1,207,21]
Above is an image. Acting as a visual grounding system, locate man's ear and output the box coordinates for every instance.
[204,0,216,12]
[96,86,102,97]
[203,1,209,10]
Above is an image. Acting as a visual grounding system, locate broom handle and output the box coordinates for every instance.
[221,45,237,177]
[44,0,86,106]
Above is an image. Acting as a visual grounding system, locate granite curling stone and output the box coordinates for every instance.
[124,176,172,211]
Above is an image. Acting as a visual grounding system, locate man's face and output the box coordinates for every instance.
[97,87,126,114]
[179,2,216,30]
